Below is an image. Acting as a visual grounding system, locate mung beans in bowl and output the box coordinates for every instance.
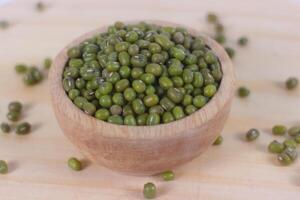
[49,20,235,175]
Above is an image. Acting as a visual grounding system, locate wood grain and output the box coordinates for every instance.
[0,0,300,199]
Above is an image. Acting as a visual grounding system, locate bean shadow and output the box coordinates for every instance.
[273,80,285,90]
[31,122,42,133]
[81,158,92,170]
[7,160,19,173]
[22,103,33,113]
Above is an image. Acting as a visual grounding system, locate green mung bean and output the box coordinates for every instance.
[0,160,8,174]
[272,125,287,136]
[237,87,250,98]
[213,135,223,145]
[143,182,156,199]
[0,122,10,133]
[246,129,259,141]
[285,77,298,90]
[162,170,175,181]
[68,157,82,171]
[268,140,285,153]
[15,122,31,135]
[62,22,223,126]
[288,126,300,137]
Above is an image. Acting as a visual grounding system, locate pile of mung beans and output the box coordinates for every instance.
[62,21,223,126]
[0,101,31,135]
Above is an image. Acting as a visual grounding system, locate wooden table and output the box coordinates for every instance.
[0,0,300,199]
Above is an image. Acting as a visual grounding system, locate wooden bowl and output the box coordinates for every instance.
[49,20,235,175]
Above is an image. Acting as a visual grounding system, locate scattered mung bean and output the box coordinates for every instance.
[213,135,223,145]
[143,182,156,199]
[246,128,259,141]
[68,157,82,171]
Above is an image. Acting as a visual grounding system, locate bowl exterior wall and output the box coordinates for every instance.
[53,99,232,175]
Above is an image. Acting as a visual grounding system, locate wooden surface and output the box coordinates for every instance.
[49,20,235,175]
[0,0,300,199]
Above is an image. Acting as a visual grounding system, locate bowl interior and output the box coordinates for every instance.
[49,20,235,140]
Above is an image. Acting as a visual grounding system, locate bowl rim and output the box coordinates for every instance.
[49,20,235,140]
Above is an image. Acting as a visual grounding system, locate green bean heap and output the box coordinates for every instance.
[62,21,223,126]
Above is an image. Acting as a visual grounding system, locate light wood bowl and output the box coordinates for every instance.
[49,20,235,175]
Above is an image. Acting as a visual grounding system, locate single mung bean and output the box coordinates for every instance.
[277,147,297,165]
[68,157,82,171]
[272,125,287,136]
[203,84,217,97]
[112,93,125,106]
[225,47,235,58]
[143,182,156,199]
[8,101,22,113]
[128,44,139,55]
[207,12,218,23]
[137,113,148,125]
[131,67,144,79]
[15,64,28,74]
[110,105,123,115]
[287,126,300,137]
[0,160,8,174]
[237,87,250,98]
[132,80,146,93]
[0,20,9,30]
[162,112,175,123]
[146,113,160,125]
[97,82,113,96]
[115,79,130,92]
[167,88,184,103]
[193,95,207,108]
[283,139,297,149]
[132,99,145,115]
[285,77,298,90]
[1,122,10,133]
[95,108,110,121]
[162,170,175,181]
[149,105,164,115]
[74,96,87,108]
[238,37,248,46]
[268,140,285,153]
[215,34,226,44]
[141,73,155,85]
[82,102,96,115]
[172,106,185,120]
[159,77,173,90]
[44,57,52,69]
[15,122,31,135]
[246,129,259,141]
[99,95,112,108]
[213,135,223,145]
[107,115,123,125]
[36,1,46,12]
[68,89,80,100]
[204,51,217,64]
[143,94,159,107]
[185,105,197,115]
[145,63,162,76]
[67,47,81,58]
[124,115,137,126]
[7,111,20,122]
